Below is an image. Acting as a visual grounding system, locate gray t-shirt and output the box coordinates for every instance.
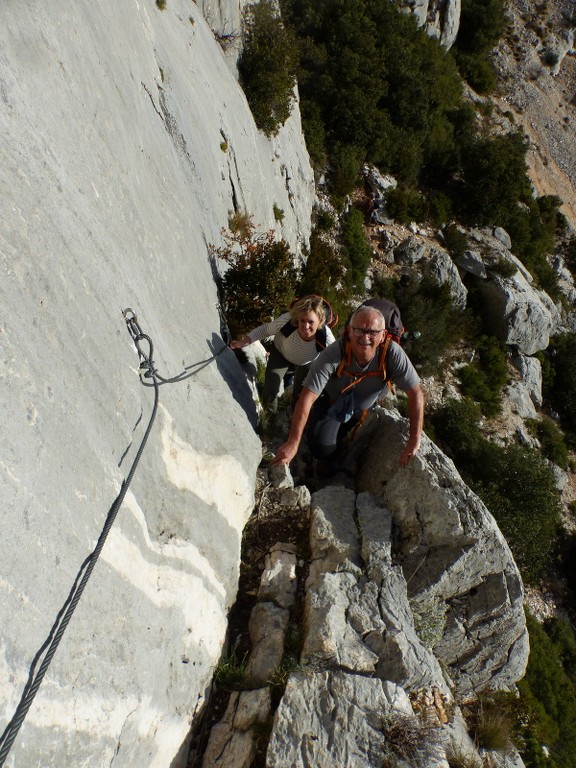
[303,337,420,415]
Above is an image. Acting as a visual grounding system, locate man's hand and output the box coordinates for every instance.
[271,440,299,465]
[270,387,318,466]
[400,385,424,467]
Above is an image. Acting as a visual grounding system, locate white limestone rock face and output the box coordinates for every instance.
[0,1,313,766]
[357,409,529,696]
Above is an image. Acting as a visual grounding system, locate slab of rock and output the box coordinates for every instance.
[356,408,529,695]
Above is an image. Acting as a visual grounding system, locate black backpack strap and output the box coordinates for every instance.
[315,325,328,352]
[279,320,296,338]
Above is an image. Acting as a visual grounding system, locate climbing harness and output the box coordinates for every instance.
[0,309,226,767]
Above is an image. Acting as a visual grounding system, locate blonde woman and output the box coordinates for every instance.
[230,296,336,413]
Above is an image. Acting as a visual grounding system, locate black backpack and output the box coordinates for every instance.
[279,295,339,353]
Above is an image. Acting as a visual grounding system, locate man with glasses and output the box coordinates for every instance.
[272,305,423,468]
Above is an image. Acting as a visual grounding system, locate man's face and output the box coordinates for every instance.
[347,310,385,365]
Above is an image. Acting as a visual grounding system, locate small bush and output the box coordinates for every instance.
[380,710,443,767]
[545,333,576,436]
[211,215,297,337]
[214,651,248,688]
[526,415,569,468]
[385,186,426,224]
[464,694,515,752]
[273,204,285,223]
[457,335,507,416]
[430,398,562,583]
[341,206,372,291]
[517,612,576,767]
[442,224,468,260]
[490,256,517,278]
[238,0,298,136]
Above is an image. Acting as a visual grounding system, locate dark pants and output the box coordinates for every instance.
[262,345,309,413]
[306,394,363,459]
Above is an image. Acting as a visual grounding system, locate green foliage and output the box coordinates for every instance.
[517,612,576,767]
[156,0,167,9]
[372,271,471,376]
[442,224,468,260]
[273,203,285,223]
[282,0,468,192]
[546,334,576,436]
[526,416,569,468]
[430,399,562,583]
[457,335,507,416]
[385,186,426,224]
[453,0,506,93]
[238,0,298,136]
[490,257,518,278]
[458,130,532,226]
[214,651,248,688]
[341,207,371,290]
[211,216,297,337]
[298,229,352,328]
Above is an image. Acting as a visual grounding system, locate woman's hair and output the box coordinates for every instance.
[289,295,327,328]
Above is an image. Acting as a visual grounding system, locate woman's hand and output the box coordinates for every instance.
[229,336,251,350]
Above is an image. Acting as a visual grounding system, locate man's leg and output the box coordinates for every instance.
[306,396,342,459]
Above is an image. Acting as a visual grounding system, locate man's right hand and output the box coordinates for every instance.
[271,440,299,465]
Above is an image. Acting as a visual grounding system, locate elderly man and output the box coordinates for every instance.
[272,305,424,468]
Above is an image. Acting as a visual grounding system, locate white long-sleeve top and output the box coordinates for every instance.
[248,312,336,366]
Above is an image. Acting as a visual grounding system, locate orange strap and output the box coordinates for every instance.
[336,335,392,391]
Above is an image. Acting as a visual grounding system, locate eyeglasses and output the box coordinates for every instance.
[351,327,384,339]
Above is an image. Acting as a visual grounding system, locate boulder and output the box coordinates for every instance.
[475,272,561,354]
[427,245,468,308]
[356,408,529,696]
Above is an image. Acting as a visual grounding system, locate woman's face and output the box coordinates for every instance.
[297,311,321,341]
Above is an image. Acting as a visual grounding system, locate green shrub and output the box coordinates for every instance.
[442,224,468,260]
[211,216,297,337]
[297,229,351,327]
[341,206,371,290]
[238,0,298,136]
[456,335,507,416]
[372,271,471,376]
[526,416,569,468]
[430,399,562,583]
[385,186,426,224]
[453,0,506,93]
[546,334,576,435]
[490,257,518,278]
[458,130,533,227]
[517,612,576,767]
[282,0,468,191]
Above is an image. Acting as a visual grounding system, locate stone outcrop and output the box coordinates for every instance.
[355,408,529,696]
[399,0,461,49]
[0,1,313,766]
[201,466,527,767]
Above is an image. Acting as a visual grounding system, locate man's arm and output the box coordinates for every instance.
[399,384,424,467]
[272,387,319,465]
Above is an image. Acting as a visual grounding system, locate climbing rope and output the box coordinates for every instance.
[0,308,227,767]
